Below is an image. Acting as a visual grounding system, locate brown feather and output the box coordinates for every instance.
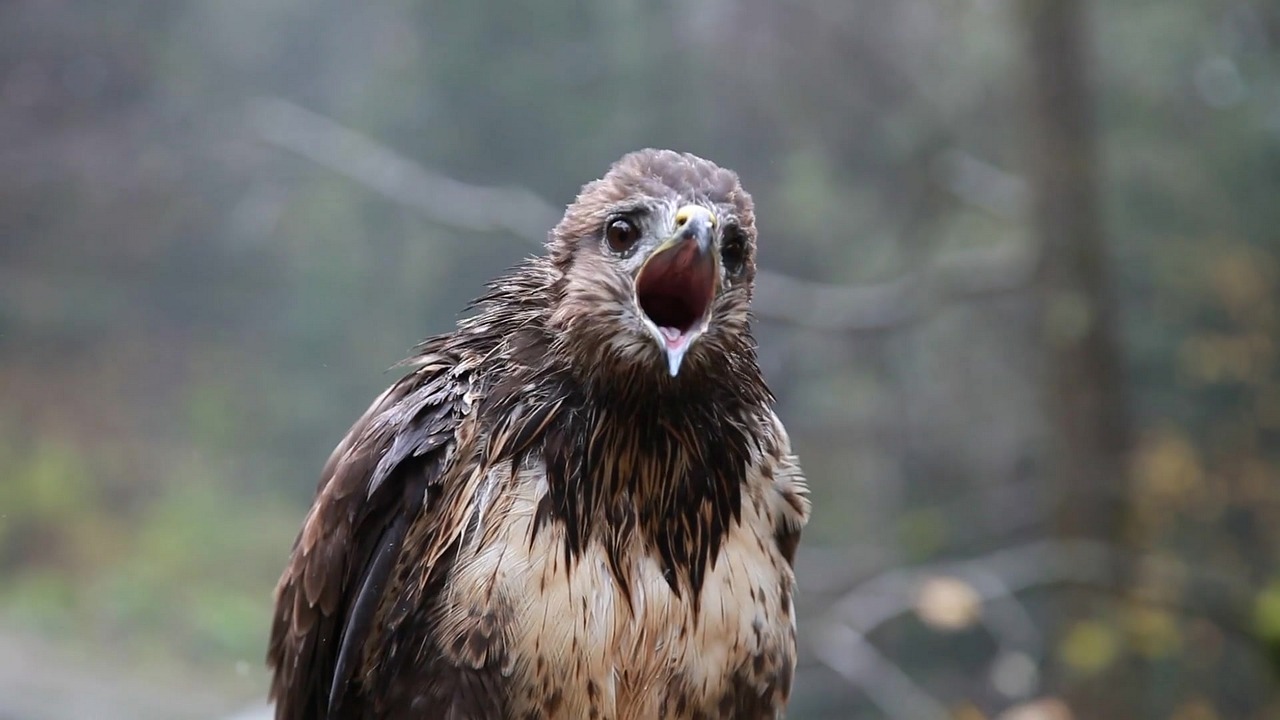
[266,149,809,720]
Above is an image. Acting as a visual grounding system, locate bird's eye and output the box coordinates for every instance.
[721,228,747,276]
[605,217,641,254]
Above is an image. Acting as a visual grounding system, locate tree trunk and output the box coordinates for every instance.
[1019,0,1134,713]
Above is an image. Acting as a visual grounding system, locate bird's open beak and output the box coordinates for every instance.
[634,205,719,376]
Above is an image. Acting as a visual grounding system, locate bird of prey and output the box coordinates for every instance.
[267,149,811,720]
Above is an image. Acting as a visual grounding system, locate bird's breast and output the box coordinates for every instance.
[437,461,795,719]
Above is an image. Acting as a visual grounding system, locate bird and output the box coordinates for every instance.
[267,148,811,720]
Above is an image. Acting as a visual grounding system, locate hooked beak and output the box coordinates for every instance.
[634,205,718,376]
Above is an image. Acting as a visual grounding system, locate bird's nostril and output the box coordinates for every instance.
[674,206,715,232]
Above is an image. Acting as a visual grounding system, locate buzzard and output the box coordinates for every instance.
[268,149,811,719]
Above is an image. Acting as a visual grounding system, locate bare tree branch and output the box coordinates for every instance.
[933,149,1031,220]
[803,538,1263,717]
[821,539,1256,640]
[247,97,561,241]
[246,96,1037,333]
[809,622,953,720]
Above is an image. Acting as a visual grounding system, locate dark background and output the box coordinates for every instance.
[1,1,1278,718]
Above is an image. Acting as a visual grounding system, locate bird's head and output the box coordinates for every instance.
[548,149,757,380]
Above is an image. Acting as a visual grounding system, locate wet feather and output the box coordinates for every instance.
[267,149,810,720]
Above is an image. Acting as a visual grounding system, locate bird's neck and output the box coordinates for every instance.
[469,270,770,599]
[501,364,764,601]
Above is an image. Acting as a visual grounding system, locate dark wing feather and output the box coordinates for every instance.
[268,354,468,720]
[329,510,408,713]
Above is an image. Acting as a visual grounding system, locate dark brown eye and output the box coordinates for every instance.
[721,228,747,275]
[605,217,640,254]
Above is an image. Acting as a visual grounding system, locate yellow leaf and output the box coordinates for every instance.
[995,697,1073,720]
[951,701,988,720]
[915,575,983,632]
[1123,605,1180,659]
[1210,249,1274,319]
[1254,580,1280,641]
[1131,427,1202,506]
[1058,619,1119,675]
[1170,697,1220,720]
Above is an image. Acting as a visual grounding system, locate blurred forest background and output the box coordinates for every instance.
[1,0,1278,718]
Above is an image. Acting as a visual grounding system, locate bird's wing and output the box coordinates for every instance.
[765,409,811,568]
[267,352,471,720]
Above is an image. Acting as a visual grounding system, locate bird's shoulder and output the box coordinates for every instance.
[267,340,489,719]
[756,409,810,567]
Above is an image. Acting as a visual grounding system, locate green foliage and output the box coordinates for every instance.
[1256,581,1280,645]
[0,425,293,667]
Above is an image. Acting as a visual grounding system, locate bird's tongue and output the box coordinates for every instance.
[659,326,686,346]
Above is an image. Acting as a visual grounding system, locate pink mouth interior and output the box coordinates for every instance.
[635,243,715,345]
